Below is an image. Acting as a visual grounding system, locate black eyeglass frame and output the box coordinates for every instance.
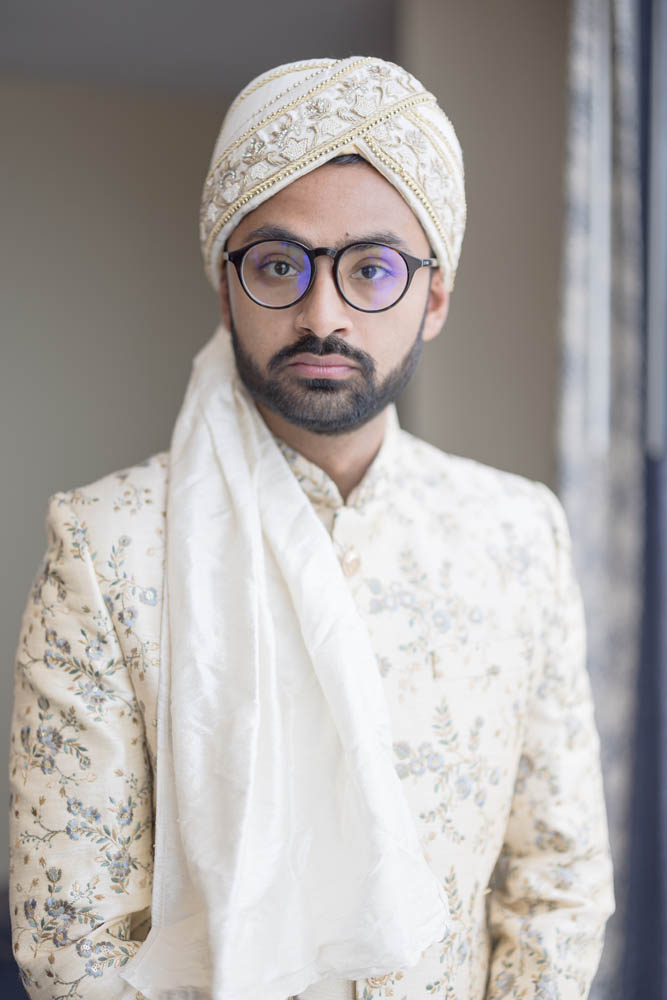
[221,239,438,314]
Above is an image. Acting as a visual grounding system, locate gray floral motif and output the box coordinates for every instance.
[91,530,162,683]
[393,699,503,850]
[15,692,91,792]
[13,862,105,964]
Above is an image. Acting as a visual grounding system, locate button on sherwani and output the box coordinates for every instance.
[9,406,614,999]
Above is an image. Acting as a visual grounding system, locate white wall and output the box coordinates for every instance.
[397,0,569,489]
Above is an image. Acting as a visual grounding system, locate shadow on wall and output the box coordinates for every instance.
[1,889,28,997]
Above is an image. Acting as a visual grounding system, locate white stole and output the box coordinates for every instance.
[120,327,449,1000]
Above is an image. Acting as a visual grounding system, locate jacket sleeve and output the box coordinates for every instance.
[9,493,153,1000]
[485,484,615,999]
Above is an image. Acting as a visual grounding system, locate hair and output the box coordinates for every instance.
[327,153,368,166]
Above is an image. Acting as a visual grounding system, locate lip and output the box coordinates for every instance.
[285,354,360,379]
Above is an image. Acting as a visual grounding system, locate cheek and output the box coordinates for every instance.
[227,278,248,322]
[230,297,296,362]
[367,306,422,373]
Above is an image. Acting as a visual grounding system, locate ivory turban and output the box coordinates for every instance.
[200,56,467,292]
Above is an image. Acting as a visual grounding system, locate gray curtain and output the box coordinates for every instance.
[558,0,645,996]
[624,0,667,994]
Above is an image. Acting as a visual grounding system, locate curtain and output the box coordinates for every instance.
[624,0,667,995]
[557,0,645,996]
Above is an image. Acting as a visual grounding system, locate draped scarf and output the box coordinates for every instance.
[120,327,449,1000]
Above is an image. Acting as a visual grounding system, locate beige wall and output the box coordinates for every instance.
[1,79,225,879]
[397,0,569,488]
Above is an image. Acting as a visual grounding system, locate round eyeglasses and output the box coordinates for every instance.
[221,239,438,313]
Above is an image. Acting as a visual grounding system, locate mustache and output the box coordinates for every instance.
[268,334,375,377]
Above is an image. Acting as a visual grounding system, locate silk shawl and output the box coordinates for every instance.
[120,327,449,1000]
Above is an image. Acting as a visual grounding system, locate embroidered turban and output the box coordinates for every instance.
[200,56,467,292]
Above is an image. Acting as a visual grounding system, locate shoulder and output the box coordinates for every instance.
[44,451,169,571]
[47,451,169,524]
[51,450,169,512]
[395,428,568,547]
[40,454,168,685]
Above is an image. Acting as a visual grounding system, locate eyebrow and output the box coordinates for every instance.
[242,224,414,253]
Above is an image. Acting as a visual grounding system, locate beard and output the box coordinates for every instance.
[228,307,428,436]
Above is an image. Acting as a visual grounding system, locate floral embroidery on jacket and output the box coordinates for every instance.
[9,432,613,999]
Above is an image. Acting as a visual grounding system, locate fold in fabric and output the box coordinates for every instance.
[120,327,450,1000]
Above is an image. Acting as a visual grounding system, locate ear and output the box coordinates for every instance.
[421,268,450,343]
[218,263,232,331]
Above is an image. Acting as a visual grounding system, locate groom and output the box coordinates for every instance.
[10,57,613,1000]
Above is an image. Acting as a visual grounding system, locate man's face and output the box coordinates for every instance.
[220,161,449,436]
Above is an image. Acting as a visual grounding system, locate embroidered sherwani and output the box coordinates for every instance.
[9,407,614,999]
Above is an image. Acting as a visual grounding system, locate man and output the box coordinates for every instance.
[9,57,614,1000]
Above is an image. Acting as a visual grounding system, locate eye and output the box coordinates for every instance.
[356,263,391,280]
[351,259,395,281]
[259,257,301,278]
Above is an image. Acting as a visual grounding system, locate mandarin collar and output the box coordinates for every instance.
[273,405,401,513]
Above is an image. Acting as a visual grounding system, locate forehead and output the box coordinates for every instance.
[228,161,430,252]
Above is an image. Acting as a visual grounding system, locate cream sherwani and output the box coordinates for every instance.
[9,406,613,999]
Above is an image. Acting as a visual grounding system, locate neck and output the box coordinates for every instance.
[257,404,389,502]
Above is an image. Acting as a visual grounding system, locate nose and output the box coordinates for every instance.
[293,255,353,340]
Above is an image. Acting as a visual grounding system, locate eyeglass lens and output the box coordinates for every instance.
[240,241,409,310]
